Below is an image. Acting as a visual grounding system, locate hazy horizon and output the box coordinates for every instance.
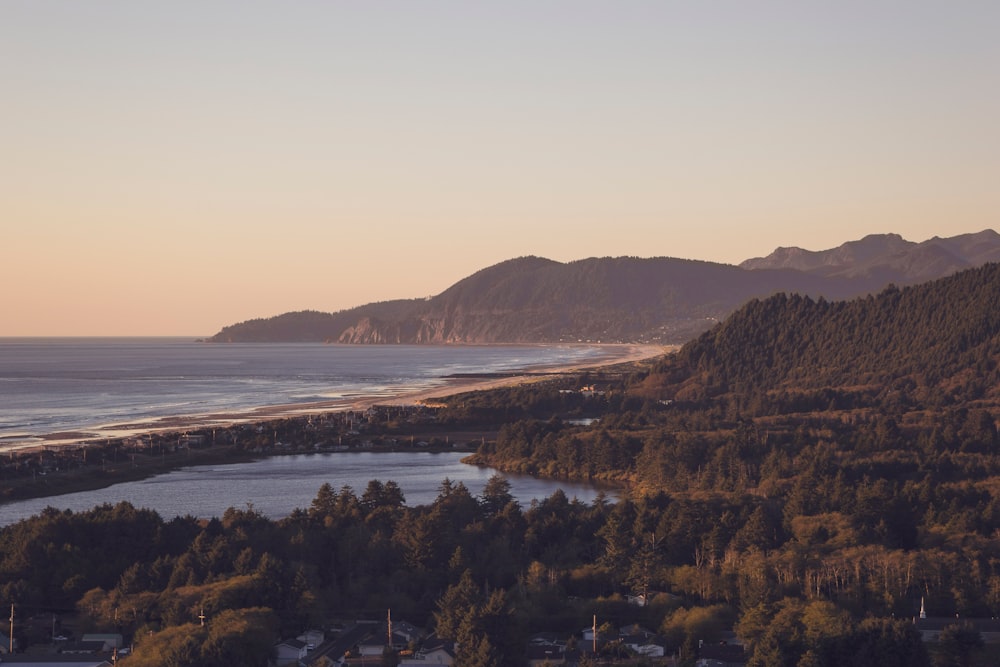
[4,2,998,336]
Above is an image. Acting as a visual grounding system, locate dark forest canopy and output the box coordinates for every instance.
[671,261,1000,400]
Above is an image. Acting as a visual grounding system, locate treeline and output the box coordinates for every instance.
[0,481,632,665]
[0,478,943,666]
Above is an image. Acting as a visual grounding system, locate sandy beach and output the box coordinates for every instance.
[21,343,670,451]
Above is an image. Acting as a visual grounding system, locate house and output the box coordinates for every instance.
[274,638,308,666]
[357,619,423,656]
[617,625,667,658]
[390,619,423,645]
[618,624,654,637]
[297,629,325,650]
[623,634,668,657]
[400,636,455,665]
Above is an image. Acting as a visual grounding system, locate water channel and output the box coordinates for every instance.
[0,451,617,526]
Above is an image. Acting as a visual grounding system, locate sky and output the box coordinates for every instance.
[3,2,998,336]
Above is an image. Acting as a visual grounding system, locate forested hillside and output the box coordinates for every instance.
[208,231,1000,345]
[5,264,1000,666]
[673,261,1000,402]
[457,262,1000,665]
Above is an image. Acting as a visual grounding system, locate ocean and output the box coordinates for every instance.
[0,338,605,450]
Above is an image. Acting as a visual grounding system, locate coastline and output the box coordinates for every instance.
[0,343,668,506]
[12,343,670,451]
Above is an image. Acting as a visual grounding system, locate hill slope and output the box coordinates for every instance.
[209,256,867,344]
[648,261,1000,406]
[209,231,1000,345]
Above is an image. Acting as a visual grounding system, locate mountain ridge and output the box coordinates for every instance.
[208,230,1000,345]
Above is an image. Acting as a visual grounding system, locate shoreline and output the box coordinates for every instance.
[6,343,670,453]
[0,343,667,506]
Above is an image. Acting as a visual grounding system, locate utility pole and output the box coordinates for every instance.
[592,614,597,656]
[9,603,14,654]
[387,608,392,648]
[199,608,206,627]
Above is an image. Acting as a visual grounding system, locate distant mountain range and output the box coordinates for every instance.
[207,230,1000,345]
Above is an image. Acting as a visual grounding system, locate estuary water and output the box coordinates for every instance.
[0,339,618,525]
[0,451,614,526]
[0,338,607,448]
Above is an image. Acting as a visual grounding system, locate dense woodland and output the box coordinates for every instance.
[4,264,1000,666]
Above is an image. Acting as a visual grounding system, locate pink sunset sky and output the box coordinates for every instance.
[2,2,998,336]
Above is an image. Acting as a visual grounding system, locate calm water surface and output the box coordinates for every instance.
[0,451,615,526]
[0,340,616,525]
[0,338,604,446]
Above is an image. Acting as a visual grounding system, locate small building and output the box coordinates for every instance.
[297,629,325,650]
[274,638,308,666]
[401,636,455,666]
[358,618,423,656]
[624,634,667,657]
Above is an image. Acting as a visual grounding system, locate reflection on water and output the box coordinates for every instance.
[0,451,617,526]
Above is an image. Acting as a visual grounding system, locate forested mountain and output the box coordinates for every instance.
[208,231,999,344]
[667,260,1000,403]
[474,262,1000,483]
[453,262,1000,664]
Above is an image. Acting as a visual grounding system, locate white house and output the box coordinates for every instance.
[274,638,308,666]
[297,629,325,650]
[400,636,455,666]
